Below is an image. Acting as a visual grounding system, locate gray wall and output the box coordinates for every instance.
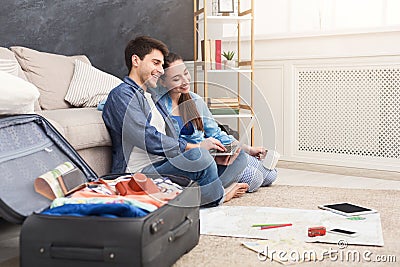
[0,0,194,78]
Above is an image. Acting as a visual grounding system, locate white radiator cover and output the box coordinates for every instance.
[294,65,400,170]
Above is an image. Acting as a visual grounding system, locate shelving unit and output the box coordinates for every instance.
[193,0,255,143]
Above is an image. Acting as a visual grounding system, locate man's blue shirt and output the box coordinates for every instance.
[102,77,187,173]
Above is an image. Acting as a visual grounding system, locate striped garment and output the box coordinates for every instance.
[238,155,277,193]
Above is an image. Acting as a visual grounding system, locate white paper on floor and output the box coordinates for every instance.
[200,206,384,246]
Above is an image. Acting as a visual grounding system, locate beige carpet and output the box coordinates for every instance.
[1,185,398,266]
[174,185,400,266]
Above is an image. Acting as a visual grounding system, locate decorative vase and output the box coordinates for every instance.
[223,60,235,69]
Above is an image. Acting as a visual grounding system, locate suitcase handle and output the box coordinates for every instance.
[168,216,193,243]
[50,246,105,261]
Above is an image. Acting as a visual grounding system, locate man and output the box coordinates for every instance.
[102,36,248,206]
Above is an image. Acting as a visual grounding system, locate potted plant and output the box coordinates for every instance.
[222,50,235,69]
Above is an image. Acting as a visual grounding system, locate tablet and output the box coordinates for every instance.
[209,142,239,156]
[209,117,256,156]
[318,202,377,216]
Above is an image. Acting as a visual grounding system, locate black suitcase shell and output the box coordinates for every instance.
[0,114,200,267]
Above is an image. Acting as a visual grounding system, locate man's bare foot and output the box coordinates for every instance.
[224,183,249,202]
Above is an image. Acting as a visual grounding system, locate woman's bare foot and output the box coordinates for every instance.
[224,183,249,202]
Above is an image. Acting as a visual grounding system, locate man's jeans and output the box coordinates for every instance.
[217,150,247,188]
[142,148,247,207]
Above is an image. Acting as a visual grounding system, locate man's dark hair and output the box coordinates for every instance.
[125,36,169,72]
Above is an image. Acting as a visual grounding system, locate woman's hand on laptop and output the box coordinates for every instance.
[200,137,226,152]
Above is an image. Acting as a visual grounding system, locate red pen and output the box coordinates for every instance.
[260,223,292,230]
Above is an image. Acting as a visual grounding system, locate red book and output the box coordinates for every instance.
[215,39,222,70]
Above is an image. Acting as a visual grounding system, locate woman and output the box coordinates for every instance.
[154,53,277,192]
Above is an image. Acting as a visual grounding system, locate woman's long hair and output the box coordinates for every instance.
[163,53,204,131]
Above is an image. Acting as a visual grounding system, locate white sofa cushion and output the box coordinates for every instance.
[64,60,122,107]
[0,71,40,114]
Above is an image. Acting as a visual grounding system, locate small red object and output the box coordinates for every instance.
[308,226,326,237]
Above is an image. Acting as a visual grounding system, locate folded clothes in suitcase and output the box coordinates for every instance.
[0,114,200,267]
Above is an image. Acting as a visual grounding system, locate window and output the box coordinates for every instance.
[254,0,400,37]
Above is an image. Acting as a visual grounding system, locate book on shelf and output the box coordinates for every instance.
[209,39,214,69]
[209,105,240,109]
[215,39,222,70]
[201,39,205,61]
[208,96,240,115]
[201,39,223,70]
[207,97,239,104]
[200,39,214,69]
[210,108,240,115]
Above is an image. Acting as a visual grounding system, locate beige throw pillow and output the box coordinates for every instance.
[64,60,122,107]
[10,46,91,110]
[0,71,40,114]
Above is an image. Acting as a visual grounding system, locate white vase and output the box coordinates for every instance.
[223,60,235,69]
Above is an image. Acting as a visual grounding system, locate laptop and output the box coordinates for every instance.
[209,117,255,156]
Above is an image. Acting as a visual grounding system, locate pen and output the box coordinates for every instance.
[252,223,291,227]
[260,224,292,230]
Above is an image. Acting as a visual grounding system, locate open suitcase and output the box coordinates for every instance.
[0,114,200,267]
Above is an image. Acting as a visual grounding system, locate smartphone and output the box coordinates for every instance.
[328,228,359,237]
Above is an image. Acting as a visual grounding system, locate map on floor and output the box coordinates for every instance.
[200,206,384,247]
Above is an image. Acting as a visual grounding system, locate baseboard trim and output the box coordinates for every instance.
[277,160,400,181]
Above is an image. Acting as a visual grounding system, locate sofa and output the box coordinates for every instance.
[0,46,120,176]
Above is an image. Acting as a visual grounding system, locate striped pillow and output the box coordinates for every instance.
[65,60,122,107]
